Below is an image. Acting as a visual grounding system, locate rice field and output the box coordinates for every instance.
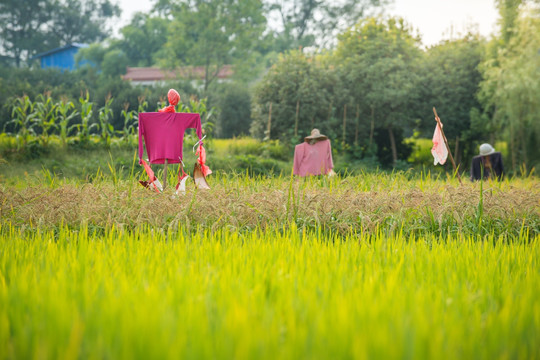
[0,164,539,359]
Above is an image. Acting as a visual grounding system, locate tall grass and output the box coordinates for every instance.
[1,168,538,239]
[0,224,538,359]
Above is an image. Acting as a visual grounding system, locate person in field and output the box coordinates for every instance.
[470,143,504,181]
[293,129,334,176]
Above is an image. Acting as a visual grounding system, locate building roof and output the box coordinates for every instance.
[123,65,234,82]
[31,43,88,60]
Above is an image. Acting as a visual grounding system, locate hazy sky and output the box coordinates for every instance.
[114,0,499,47]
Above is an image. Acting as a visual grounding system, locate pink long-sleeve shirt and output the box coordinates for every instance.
[293,140,334,176]
[138,112,203,164]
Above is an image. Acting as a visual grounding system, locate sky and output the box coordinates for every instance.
[113,0,500,47]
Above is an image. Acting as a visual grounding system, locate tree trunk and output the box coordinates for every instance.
[369,106,375,146]
[454,136,460,167]
[355,105,359,146]
[266,102,272,140]
[294,100,299,137]
[342,104,347,145]
[388,125,398,165]
[510,121,517,172]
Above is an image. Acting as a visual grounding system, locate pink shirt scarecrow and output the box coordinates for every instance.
[293,129,334,176]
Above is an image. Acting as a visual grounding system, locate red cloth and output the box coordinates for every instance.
[158,89,180,112]
[138,112,203,164]
[168,89,180,105]
[293,140,334,176]
[196,144,212,177]
[158,105,176,113]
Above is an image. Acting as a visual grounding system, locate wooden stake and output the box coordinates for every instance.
[369,106,374,146]
[433,107,462,184]
[342,104,347,145]
[355,104,359,146]
[294,100,300,137]
[163,159,168,189]
[454,136,460,165]
[267,102,272,140]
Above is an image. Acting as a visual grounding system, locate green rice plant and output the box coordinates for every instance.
[55,97,79,148]
[33,92,57,147]
[0,225,538,359]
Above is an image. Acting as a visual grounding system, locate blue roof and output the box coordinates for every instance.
[31,43,88,60]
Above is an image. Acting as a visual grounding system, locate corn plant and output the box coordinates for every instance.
[33,92,57,147]
[93,94,114,148]
[137,95,148,115]
[183,97,216,146]
[7,95,37,148]
[76,92,93,144]
[119,102,137,143]
[55,97,79,148]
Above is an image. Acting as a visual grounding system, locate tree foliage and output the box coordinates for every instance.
[265,0,389,49]
[334,17,422,164]
[480,4,540,171]
[160,0,267,92]
[0,0,120,67]
[420,34,486,165]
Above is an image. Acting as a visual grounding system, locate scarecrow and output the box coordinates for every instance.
[470,143,504,181]
[138,89,211,194]
[293,129,334,176]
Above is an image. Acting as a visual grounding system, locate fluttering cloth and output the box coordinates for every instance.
[138,112,203,164]
[431,124,448,165]
[293,139,334,176]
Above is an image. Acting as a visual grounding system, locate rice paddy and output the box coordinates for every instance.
[0,158,539,359]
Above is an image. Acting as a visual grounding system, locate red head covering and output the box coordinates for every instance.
[159,89,180,113]
[168,89,180,106]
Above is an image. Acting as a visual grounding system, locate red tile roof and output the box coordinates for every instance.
[123,65,234,82]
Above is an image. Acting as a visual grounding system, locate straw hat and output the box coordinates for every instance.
[304,129,328,142]
[479,143,495,156]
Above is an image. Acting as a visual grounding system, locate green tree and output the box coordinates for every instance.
[251,50,336,144]
[160,0,267,92]
[265,0,389,49]
[116,13,169,67]
[420,34,486,166]
[335,17,422,165]
[480,6,540,172]
[48,0,120,45]
[0,0,120,67]
[211,83,252,138]
[0,0,52,67]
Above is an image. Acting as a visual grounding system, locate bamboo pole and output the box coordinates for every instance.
[355,104,359,145]
[163,159,168,189]
[369,106,374,146]
[342,104,347,145]
[433,107,462,184]
[267,102,272,140]
[454,136,460,165]
[294,100,300,137]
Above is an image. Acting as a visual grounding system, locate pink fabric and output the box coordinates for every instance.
[293,140,334,176]
[431,123,448,165]
[138,112,203,164]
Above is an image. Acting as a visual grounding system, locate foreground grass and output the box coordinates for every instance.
[1,225,538,359]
